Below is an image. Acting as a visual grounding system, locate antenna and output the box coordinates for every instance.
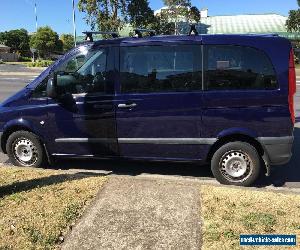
[134,28,155,38]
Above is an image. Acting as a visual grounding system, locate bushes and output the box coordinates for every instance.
[0,59,4,64]
[27,60,53,67]
[19,56,32,62]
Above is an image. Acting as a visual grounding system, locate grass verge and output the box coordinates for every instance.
[200,185,300,250]
[0,165,108,249]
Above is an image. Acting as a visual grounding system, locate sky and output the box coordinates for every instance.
[0,0,298,35]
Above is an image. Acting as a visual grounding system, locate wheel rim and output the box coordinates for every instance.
[13,138,38,166]
[219,150,253,183]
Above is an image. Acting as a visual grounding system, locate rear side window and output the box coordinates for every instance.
[120,45,202,93]
[204,45,278,90]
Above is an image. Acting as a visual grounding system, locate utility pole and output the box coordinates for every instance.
[72,0,77,47]
[34,2,38,32]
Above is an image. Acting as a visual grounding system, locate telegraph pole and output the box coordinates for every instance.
[34,2,38,31]
[72,0,77,47]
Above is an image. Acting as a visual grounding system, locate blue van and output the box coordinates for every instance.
[0,32,296,186]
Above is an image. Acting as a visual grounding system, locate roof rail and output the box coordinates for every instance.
[134,28,155,38]
[188,25,198,36]
[82,31,119,42]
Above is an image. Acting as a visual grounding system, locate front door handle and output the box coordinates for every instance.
[117,103,137,109]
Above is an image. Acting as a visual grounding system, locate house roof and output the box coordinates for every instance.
[200,14,286,33]
[195,13,300,40]
[0,44,10,49]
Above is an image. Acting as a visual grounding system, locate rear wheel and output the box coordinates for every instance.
[6,131,45,168]
[211,141,261,186]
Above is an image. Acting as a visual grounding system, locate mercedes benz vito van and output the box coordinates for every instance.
[0,33,295,186]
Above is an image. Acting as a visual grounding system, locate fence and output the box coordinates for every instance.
[0,52,19,62]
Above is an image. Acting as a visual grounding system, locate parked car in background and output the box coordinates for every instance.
[0,32,296,186]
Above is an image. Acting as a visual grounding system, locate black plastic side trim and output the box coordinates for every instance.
[257,136,293,165]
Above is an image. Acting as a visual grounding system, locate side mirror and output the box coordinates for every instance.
[46,75,57,99]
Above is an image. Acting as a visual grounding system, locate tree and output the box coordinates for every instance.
[286,0,300,32]
[152,13,175,35]
[60,34,75,51]
[78,0,127,32]
[163,0,191,34]
[189,6,201,24]
[30,26,62,59]
[127,0,155,28]
[287,10,300,32]
[0,29,30,55]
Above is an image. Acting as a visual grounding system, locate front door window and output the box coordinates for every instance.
[55,47,108,94]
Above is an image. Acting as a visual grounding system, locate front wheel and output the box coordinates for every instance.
[6,131,45,168]
[211,141,261,186]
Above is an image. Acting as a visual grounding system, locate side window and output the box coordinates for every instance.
[204,45,278,90]
[120,45,202,93]
[55,47,108,94]
[31,79,47,98]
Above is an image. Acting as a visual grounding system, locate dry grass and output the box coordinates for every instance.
[200,185,300,250]
[0,165,108,250]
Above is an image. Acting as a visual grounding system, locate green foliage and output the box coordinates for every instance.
[0,29,30,55]
[286,1,300,32]
[286,9,300,32]
[242,212,277,232]
[62,203,80,223]
[18,56,32,62]
[127,0,155,28]
[60,34,74,52]
[164,0,191,8]
[30,26,62,59]
[223,229,239,240]
[152,13,175,35]
[189,6,201,23]
[162,0,200,34]
[24,226,43,244]
[27,60,53,67]
[78,0,127,32]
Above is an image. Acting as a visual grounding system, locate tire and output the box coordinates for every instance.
[211,141,261,186]
[6,130,45,168]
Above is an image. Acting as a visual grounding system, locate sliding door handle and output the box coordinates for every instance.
[117,103,137,109]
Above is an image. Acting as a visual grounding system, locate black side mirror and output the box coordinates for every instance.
[46,74,58,99]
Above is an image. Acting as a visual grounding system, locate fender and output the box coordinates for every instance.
[4,118,33,132]
[215,127,270,176]
[2,118,46,143]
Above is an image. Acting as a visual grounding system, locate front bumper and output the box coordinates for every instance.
[258,136,293,165]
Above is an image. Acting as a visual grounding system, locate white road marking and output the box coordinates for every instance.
[0,77,36,81]
[1,78,21,80]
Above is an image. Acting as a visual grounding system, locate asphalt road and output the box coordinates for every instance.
[0,64,43,100]
[1,64,300,188]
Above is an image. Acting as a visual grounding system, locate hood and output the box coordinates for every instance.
[0,87,31,108]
